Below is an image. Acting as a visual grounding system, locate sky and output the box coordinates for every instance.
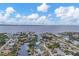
[0,3,79,25]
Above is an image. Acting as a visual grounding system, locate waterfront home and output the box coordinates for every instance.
[2,49,11,55]
[59,43,69,50]
[53,48,66,56]
[72,40,79,45]
[64,36,69,41]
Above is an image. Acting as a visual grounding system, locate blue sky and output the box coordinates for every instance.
[0,3,79,15]
[0,3,79,25]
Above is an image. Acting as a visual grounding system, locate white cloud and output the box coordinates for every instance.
[0,7,53,25]
[36,16,52,25]
[0,12,8,22]
[37,3,49,12]
[36,16,47,24]
[48,14,52,17]
[55,6,79,25]
[5,7,15,14]
[24,14,53,25]
[0,7,17,24]
[27,13,39,20]
[4,7,15,18]
[16,14,21,18]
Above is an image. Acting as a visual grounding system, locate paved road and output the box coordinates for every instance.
[41,38,79,56]
[0,34,18,53]
[42,42,53,56]
[58,38,79,52]
[0,39,13,52]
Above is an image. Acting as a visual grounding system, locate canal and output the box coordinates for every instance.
[17,43,29,56]
[17,33,41,56]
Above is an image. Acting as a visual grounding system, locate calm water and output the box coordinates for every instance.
[0,25,79,33]
[17,43,29,56]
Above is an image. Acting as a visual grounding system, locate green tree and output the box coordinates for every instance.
[0,33,8,45]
